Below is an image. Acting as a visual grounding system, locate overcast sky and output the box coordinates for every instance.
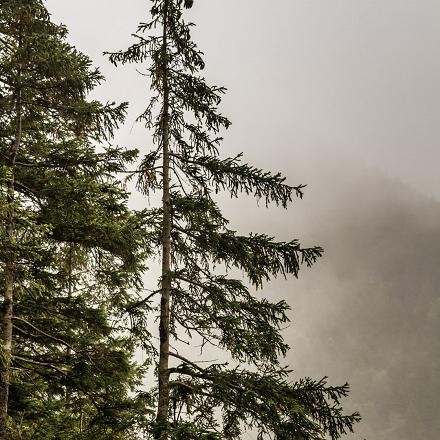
[46,1,440,439]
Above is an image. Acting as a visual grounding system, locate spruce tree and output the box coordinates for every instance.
[109,1,361,439]
[0,1,152,437]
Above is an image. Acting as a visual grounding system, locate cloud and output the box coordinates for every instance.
[273,157,440,440]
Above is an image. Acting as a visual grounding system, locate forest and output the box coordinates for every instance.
[0,1,360,439]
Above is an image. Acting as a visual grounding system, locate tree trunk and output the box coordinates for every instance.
[156,0,171,437]
[0,82,22,437]
[65,244,74,403]
[0,265,14,437]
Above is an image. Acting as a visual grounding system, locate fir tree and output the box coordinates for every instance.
[0,1,152,436]
[109,1,361,439]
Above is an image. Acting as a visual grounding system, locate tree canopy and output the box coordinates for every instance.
[108,1,361,439]
[0,0,361,439]
[0,1,152,437]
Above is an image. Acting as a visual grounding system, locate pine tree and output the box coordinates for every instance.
[0,1,152,437]
[6,173,153,439]
[109,1,361,439]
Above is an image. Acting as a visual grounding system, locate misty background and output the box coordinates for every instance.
[46,1,440,439]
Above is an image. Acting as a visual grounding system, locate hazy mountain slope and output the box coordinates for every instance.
[287,162,440,440]
[222,157,439,440]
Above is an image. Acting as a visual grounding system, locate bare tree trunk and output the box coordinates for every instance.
[156,0,172,437]
[0,82,22,438]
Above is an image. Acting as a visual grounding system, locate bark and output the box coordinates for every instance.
[0,81,22,437]
[156,0,172,436]
[65,244,73,403]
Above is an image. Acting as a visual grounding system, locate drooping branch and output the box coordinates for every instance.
[12,316,77,353]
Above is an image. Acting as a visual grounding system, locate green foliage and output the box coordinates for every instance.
[0,1,153,437]
[109,0,360,439]
[0,0,361,438]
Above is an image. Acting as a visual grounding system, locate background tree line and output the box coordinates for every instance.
[0,0,360,439]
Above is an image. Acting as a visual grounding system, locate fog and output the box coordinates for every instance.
[269,159,440,439]
[46,1,440,438]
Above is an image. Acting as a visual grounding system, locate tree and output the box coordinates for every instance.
[109,0,361,439]
[0,1,152,437]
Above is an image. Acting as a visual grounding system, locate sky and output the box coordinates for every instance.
[46,1,440,439]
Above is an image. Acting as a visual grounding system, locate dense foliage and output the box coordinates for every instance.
[0,1,152,437]
[0,0,361,438]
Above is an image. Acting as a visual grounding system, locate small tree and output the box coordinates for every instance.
[109,1,360,439]
[0,1,152,436]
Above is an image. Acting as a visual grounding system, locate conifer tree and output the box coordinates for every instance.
[109,1,361,439]
[0,1,152,437]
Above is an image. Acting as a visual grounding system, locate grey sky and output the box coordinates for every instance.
[46,1,440,439]
[47,0,440,199]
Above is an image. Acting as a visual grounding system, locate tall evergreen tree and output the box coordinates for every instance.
[109,1,360,439]
[0,1,153,437]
